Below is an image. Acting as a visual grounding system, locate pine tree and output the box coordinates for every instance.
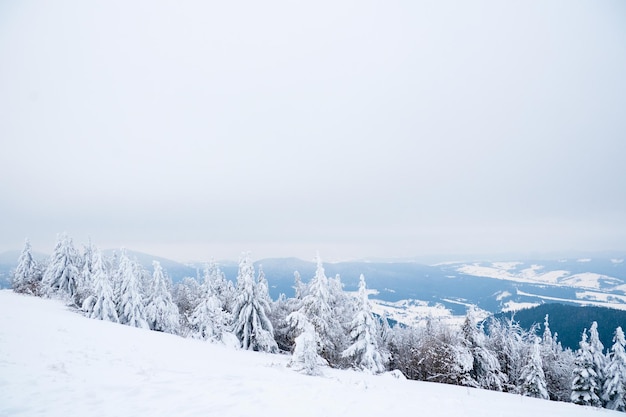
[231,253,278,352]
[293,271,304,300]
[42,233,81,303]
[520,339,549,399]
[342,274,386,374]
[540,314,573,402]
[87,248,119,323]
[485,317,526,393]
[75,239,96,307]
[256,265,272,305]
[189,293,228,342]
[116,251,149,329]
[202,260,234,313]
[460,307,506,391]
[12,239,41,295]
[589,321,607,404]
[268,293,300,353]
[603,327,626,411]
[188,261,232,342]
[287,311,327,375]
[145,261,180,334]
[299,254,341,364]
[571,329,602,407]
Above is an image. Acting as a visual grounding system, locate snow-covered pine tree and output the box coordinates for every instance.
[269,269,306,353]
[87,248,119,323]
[268,292,300,353]
[299,254,342,364]
[42,233,81,303]
[293,270,304,300]
[603,327,626,411]
[12,238,41,295]
[328,273,354,363]
[460,307,506,391]
[287,310,327,375]
[173,277,202,318]
[145,261,180,334]
[231,253,278,352]
[485,317,526,393]
[116,251,149,329]
[188,261,232,343]
[589,321,607,404]
[539,314,573,402]
[571,329,602,407]
[188,291,227,342]
[342,274,386,374]
[542,315,554,347]
[378,311,393,361]
[256,265,272,305]
[203,260,234,313]
[75,239,96,308]
[519,338,549,399]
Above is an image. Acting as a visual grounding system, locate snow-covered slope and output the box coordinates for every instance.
[0,291,620,417]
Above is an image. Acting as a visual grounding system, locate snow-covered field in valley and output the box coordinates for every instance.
[0,290,620,417]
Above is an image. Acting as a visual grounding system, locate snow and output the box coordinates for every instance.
[501,301,541,312]
[516,290,626,311]
[370,298,456,327]
[495,290,512,301]
[458,263,624,292]
[576,291,626,305]
[1,290,622,417]
[561,273,622,290]
[457,263,570,285]
[492,262,523,270]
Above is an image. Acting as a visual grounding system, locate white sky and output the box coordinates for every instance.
[1,1,625,262]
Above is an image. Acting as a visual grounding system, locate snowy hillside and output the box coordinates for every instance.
[0,290,619,417]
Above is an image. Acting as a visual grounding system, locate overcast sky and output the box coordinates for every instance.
[1,1,625,262]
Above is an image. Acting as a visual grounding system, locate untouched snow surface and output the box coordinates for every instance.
[0,290,620,417]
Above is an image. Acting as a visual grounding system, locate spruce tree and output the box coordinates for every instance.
[589,321,607,403]
[145,261,180,334]
[603,327,626,411]
[540,314,573,402]
[342,274,386,374]
[116,251,149,329]
[188,261,231,342]
[12,239,41,295]
[88,248,119,323]
[287,311,327,375]
[189,293,228,342]
[520,339,549,399]
[42,233,81,303]
[299,254,341,364]
[485,317,525,393]
[571,329,602,407]
[231,253,277,352]
[293,271,304,300]
[74,240,97,308]
[202,261,234,313]
[460,307,506,391]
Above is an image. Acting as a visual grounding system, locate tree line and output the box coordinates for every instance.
[10,234,626,412]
